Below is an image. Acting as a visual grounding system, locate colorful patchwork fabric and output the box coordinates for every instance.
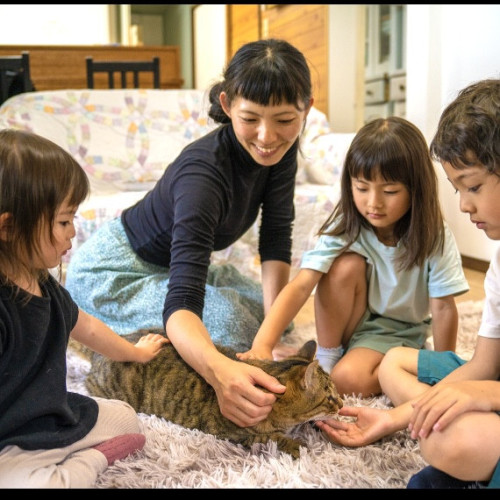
[0,89,217,194]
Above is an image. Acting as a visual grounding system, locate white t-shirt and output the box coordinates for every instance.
[478,245,500,339]
[300,222,469,324]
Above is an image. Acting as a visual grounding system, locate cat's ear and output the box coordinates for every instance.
[303,360,320,389]
[297,340,317,361]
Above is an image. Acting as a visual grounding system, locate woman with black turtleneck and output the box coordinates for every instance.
[66,38,314,430]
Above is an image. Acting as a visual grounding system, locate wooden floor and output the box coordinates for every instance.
[295,266,486,327]
[457,267,486,303]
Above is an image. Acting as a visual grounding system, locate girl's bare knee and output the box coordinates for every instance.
[329,253,366,284]
[332,362,379,397]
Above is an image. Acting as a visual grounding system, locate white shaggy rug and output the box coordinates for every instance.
[66,300,483,489]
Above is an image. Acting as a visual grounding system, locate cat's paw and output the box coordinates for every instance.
[276,436,304,459]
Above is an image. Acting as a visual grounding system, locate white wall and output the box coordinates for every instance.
[193,5,226,91]
[0,5,114,45]
[328,5,364,132]
[406,5,500,263]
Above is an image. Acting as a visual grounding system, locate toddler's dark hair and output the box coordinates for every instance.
[0,129,89,286]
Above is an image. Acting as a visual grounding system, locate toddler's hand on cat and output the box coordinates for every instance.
[133,333,170,362]
[236,346,273,361]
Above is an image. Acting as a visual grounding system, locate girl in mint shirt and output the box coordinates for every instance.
[239,116,469,398]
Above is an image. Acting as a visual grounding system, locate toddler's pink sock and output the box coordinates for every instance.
[93,433,146,466]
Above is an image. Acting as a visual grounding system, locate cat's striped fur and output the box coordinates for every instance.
[82,332,343,459]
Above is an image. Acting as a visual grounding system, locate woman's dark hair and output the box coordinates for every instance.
[208,38,312,123]
[0,129,89,287]
[319,117,445,271]
[430,78,500,174]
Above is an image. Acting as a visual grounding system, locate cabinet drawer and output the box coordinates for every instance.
[364,78,387,104]
[390,75,406,101]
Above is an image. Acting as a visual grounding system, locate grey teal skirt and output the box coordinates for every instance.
[65,218,265,351]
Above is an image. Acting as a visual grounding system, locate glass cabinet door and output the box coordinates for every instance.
[365,4,406,79]
[376,4,391,75]
[364,4,406,122]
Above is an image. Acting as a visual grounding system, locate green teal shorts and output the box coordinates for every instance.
[346,310,431,354]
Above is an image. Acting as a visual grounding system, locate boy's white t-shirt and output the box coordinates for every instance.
[478,245,500,339]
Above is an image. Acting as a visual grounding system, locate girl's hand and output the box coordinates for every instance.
[133,332,170,363]
[236,346,273,361]
[409,380,493,439]
[316,405,399,447]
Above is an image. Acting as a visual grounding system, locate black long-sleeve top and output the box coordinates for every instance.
[0,276,98,451]
[121,123,298,327]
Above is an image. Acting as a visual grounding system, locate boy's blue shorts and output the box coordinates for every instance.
[417,350,466,385]
[417,350,500,488]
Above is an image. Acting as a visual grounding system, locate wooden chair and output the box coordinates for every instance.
[86,56,161,89]
[0,51,33,106]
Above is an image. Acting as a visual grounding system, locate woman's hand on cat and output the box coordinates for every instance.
[213,359,286,427]
[315,405,397,447]
[133,333,170,362]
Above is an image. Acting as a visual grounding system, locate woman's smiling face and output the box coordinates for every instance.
[220,93,312,167]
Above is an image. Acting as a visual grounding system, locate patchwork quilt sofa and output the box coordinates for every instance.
[0,88,354,281]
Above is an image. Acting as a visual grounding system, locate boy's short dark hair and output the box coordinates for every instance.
[430,78,500,174]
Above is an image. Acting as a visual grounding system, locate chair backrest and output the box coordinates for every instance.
[86,56,161,89]
[0,51,33,106]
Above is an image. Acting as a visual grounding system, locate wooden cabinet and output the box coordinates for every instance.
[0,45,183,91]
[227,4,329,116]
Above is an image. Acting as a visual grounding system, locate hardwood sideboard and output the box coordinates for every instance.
[0,45,183,91]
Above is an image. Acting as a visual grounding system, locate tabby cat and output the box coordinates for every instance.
[82,331,343,459]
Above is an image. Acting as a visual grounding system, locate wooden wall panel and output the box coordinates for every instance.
[261,4,328,115]
[0,45,183,91]
[227,5,260,58]
[227,4,329,116]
